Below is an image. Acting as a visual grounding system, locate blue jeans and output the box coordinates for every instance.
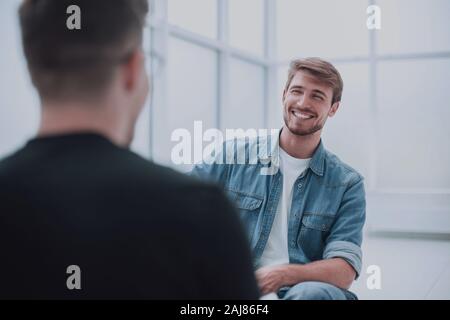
[278,282,358,300]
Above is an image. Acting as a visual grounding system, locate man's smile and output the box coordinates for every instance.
[291,110,314,120]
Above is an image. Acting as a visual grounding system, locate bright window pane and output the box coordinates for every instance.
[321,63,371,184]
[222,59,265,130]
[153,38,217,170]
[277,0,369,60]
[229,0,264,56]
[270,67,289,130]
[377,59,450,189]
[168,0,217,39]
[377,0,450,55]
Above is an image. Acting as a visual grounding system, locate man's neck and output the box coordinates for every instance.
[38,102,130,147]
[279,126,321,159]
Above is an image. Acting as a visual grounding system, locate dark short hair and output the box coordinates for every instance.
[285,57,344,105]
[19,0,149,100]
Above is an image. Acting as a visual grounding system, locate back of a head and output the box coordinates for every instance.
[19,0,149,101]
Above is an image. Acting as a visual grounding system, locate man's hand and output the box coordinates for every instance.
[256,259,356,294]
[255,265,289,295]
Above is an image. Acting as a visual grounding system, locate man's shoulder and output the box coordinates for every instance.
[212,133,273,163]
[115,149,223,191]
[323,148,364,186]
[128,155,232,220]
[0,143,221,197]
[0,147,30,180]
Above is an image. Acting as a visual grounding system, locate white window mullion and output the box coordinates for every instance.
[368,0,378,192]
[218,0,230,130]
[149,0,169,163]
[264,0,278,130]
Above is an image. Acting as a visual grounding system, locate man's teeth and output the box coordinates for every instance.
[293,111,313,119]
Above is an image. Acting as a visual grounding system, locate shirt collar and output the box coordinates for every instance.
[260,128,325,177]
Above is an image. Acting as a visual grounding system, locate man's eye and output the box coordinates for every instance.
[313,95,323,101]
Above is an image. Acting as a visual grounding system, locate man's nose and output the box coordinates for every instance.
[296,95,309,108]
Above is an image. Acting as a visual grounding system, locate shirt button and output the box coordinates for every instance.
[298,183,303,189]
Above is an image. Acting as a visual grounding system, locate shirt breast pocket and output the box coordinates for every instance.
[297,212,335,261]
[225,189,263,243]
[225,189,263,209]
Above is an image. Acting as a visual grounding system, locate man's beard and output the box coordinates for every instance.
[283,111,324,136]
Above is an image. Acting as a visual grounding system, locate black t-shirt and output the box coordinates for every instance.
[0,133,259,299]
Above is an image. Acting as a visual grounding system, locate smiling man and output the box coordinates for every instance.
[192,58,366,300]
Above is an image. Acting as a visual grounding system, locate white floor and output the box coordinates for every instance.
[351,233,450,300]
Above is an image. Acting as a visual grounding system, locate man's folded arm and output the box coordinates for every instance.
[273,175,366,290]
[322,175,366,281]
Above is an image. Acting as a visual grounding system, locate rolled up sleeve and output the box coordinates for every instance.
[323,176,366,279]
[323,240,363,278]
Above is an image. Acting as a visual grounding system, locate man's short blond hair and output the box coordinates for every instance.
[285,57,344,104]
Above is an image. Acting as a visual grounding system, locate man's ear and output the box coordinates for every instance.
[328,101,340,117]
[282,89,287,103]
[123,49,144,92]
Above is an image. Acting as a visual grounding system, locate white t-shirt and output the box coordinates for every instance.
[258,147,311,268]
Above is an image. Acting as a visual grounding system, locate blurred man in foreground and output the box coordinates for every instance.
[0,0,259,299]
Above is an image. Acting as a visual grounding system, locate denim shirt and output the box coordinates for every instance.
[191,130,366,277]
